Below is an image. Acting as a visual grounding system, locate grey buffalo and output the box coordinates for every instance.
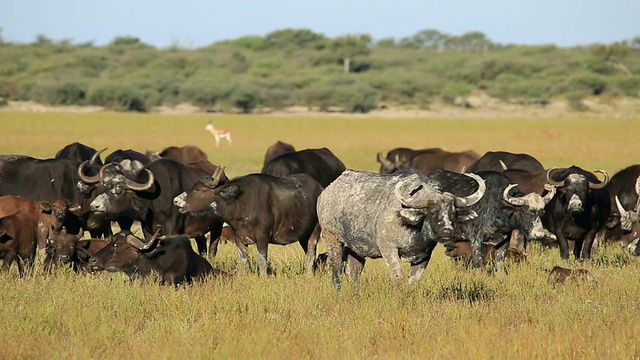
[317,169,486,290]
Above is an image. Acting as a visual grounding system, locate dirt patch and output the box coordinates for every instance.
[2,97,639,119]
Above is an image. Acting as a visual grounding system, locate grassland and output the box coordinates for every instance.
[1,110,640,359]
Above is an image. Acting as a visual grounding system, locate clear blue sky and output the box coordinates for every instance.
[2,0,639,48]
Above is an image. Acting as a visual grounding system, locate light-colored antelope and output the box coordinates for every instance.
[205,121,232,147]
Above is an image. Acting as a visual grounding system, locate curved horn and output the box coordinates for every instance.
[74,227,84,241]
[77,161,101,184]
[546,167,565,187]
[124,169,155,192]
[125,229,161,251]
[91,148,107,164]
[588,170,609,190]
[456,173,486,207]
[542,183,557,204]
[502,184,526,206]
[616,196,634,231]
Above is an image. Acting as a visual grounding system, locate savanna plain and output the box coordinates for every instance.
[1,109,640,359]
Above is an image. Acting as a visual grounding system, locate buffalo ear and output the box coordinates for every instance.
[398,208,425,226]
[220,184,240,201]
[40,202,53,213]
[456,209,478,222]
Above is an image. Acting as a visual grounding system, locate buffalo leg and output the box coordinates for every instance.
[471,237,485,269]
[379,245,403,283]
[322,229,344,291]
[408,241,438,284]
[581,228,599,269]
[345,251,365,291]
[304,224,321,274]
[194,235,207,255]
[255,237,270,276]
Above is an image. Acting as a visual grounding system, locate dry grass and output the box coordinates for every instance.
[1,110,640,359]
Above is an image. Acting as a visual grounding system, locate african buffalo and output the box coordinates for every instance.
[466,151,545,173]
[174,170,323,275]
[261,147,346,188]
[0,212,38,276]
[89,231,216,285]
[263,141,296,167]
[43,227,85,270]
[542,166,610,264]
[377,147,479,175]
[317,170,486,290]
[427,170,555,269]
[600,165,640,253]
[55,142,103,165]
[146,145,220,175]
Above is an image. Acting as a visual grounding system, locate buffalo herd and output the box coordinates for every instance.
[1,141,638,289]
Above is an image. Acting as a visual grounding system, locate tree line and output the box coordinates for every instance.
[0,28,638,113]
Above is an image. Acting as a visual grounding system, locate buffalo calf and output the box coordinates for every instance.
[547,266,595,285]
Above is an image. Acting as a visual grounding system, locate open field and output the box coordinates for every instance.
[1,110,640,359]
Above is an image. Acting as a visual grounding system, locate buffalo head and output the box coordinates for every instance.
[502,183,556,240]
[546,167,609,214]
[89,162,155,217]
[45,227,84,265]
[393,172,486,242]
[89,230,161,276]
[174,166,226,216]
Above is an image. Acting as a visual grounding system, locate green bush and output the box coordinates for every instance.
[229,83,261,113]
[29,81,87,105]
[87,82,147,112]
[440,81,474,104]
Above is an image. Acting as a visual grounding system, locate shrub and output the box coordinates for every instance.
[229,83,261,113]
[87,82,147,112]
[29,81,87,105]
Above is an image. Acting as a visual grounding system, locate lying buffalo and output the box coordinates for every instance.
[89,231,219,285]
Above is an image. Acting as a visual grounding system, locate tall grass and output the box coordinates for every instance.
[1,111,640,358]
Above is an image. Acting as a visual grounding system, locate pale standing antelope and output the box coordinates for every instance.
[205,121,232,147]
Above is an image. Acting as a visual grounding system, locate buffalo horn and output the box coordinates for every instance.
[588,170,609,190]
[502,184,526,206]
[615,196,635,231]
[78,162,100,184]
[499,160,508,171]
[208,166,226,188]
[74,227,84,241]
[546,167,565,187]
[124,169,155,192]
[542,184,557,204]
[126,229,161,251]
[635,175,640,198]
[455,173,486,207]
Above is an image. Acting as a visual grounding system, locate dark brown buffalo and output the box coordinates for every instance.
[377,147,479,175]
[104,149,151,165]
[466,151,544,173]
[146,145,220,175]
[174,169,323,276]
[599,165,640,253]
[263,141,296,167]
[261,147,346,188]
[43,227,85,270]
[55,142,104,165]
[543,166,610,264]
[547,266,595,285]
[89,231,218,285]
[0,195,75,250]
[0,212,38,275]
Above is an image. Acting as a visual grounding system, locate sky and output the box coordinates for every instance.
[2,0,639,48]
